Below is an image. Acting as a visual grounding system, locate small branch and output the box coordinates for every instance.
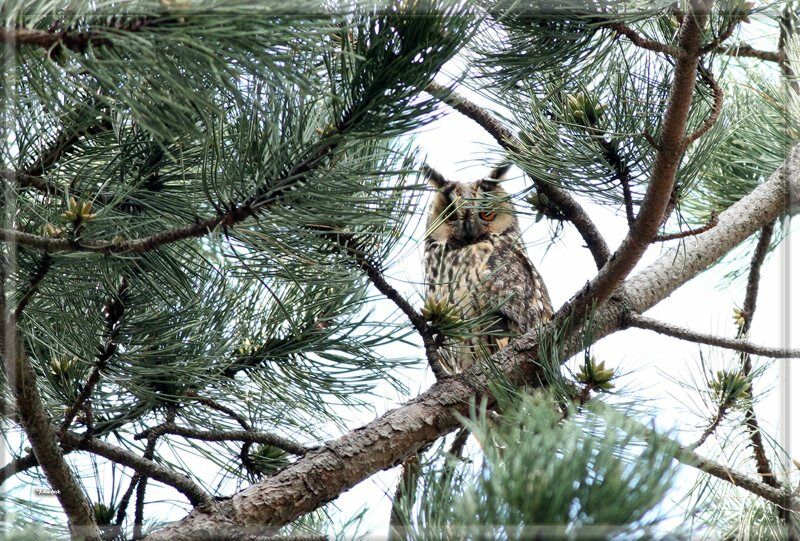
[691,400,731,450]
[603,21,682,56]
[597,138,636,225]
[625,312,800,358]
[0,21,154,53]
[62,430,212,507]
[13,254,52,318]
[700,16,741,54]
[133,434,159,540]
[113,473,141,530]
[424,82,611,269]
[134,423,308,456]
[683,65,724,148]
[739,223,780,489]
[387,453,422,541]
[321,228,448,381]
[652,211,718,242]
[718,44,781,62]
[61,278,128,434]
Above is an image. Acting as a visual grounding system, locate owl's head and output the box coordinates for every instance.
[424,164,519,245]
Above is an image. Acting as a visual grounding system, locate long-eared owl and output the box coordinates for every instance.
[423,164,553,375]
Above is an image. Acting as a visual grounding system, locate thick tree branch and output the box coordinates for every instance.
[143,142,799,540]
[424,82,611,269]
[625,312,800,358]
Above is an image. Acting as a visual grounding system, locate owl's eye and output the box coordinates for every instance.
[479,211,496,222]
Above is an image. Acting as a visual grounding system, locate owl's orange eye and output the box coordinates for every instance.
[479,211,496,222]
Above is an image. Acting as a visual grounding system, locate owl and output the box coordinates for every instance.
[423,164,553,375]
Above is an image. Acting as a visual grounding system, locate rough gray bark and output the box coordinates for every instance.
[142,145,798,540]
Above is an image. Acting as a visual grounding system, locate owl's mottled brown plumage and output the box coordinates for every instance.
[423,165,552,374]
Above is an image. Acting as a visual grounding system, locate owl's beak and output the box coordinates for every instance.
[457,218,481,244]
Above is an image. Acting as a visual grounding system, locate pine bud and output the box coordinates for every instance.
[710,369,751,404]
[60,197,97,223]
[251,444,289,476]
[421,295,461,327]
[576,357,615,390]
[732,307,747,329]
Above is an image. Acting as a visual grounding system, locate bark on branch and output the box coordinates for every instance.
[142,143,799,541]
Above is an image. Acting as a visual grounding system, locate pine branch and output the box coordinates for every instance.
[597,137,636,225]
[320,228,448,381]
[625,312,799,358]
[691,400,731,449]
[1,257,102,539]
[61,430,213,507]
[142,144,800,540]
[603,21,682,56]
[553,0,715,324]
[133,423,308,456]
[424,82,611,269]
[61,278,128,434]
[0,20,157,53]
[388,452,421,541]
[133,433,159,541]
[718,44,781,62]
[608,404,797,510]
[683,65,724,148]
[652,211,719,242]
[739,222,780,488]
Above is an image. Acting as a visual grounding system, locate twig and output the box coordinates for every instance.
[113,474,141,530]
[320,228,448,381]
[625,312,800,358]
[652,211,718,242]
[597,138,636,225]
[700,14,742,54]
[0,21,155,53]
[718,44,781,63]
[739,223,780,488]
[61,278,128,434]
[424,82,611,269]
[133,423,308,456]
[387,453,422,541]
[603,21,682,56]
[691,400,731,450]
[133,434,159,540]
[683,65,724,148]
[13,254,52,318]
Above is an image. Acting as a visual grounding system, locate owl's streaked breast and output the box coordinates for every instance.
[425,240,495,314]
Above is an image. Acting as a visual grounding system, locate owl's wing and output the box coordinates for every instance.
[485,243,552,337]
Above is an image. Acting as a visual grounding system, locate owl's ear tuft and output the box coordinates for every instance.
[487,163,512,180]
[422,164,450,189]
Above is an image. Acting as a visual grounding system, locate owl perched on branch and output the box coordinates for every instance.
[423,164,553,375]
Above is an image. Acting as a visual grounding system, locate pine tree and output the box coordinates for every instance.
[0,1,798,540]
